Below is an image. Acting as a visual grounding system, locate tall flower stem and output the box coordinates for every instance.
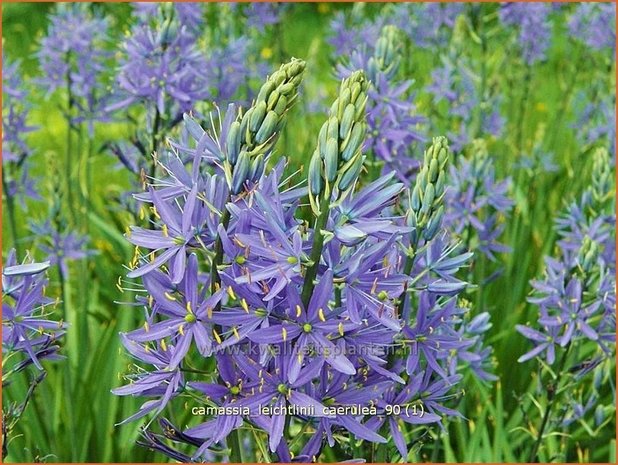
[301,195,330,307]
[397,236,420,320]
[475,8,488,139]
[149,107,162,182]
[228,427,243,462]
[528,343,571,462]
[515,65,532,155]
[65,52,76,224]
[2,168,22,257]
[211,207,231,303]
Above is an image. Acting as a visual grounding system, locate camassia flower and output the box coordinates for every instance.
[2,251,65,372]
[110,4,207,116]
[115,63,490,462]
[517,148,616,447]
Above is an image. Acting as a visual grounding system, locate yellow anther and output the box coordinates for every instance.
[151,206,160,219]
[165,292,176,301]
[161,339,168,351]
[318,308,326,322]
[149,252,156,263]
[338,322,344,336]
[232,327,240,340]
[227,286,237,300]
[144,321,150,332]
[296,305,302,318]
[213,328,222,344]
[162,224,169,237]
[207,307,213,319]
[186,301,193,313]
[139,206,145,220]
[241,298,249,313]
[178,325,185,336]
[148,295,154,308]
[282,327,288,341]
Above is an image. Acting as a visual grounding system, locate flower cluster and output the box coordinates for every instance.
[444,140,513,261]
[390,3,464,49]
[499,3,552,65]
[426,54,504,152]
[36,3,111,130]
[2,251,66,373]
[568,3,616,53]
[110,3,207,117]
[114,63,492,462]
[2,55,40,207]
[517,147,615,446]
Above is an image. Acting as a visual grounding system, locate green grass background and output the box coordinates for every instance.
[2,2,615,463]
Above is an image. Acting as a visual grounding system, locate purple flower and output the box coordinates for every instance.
[112,335,184,424]
[499,3,552,65]
[2,55,40,206]
[110,12,207,116]
[368,374,442,459]
[125,254,225,367]
[568,3,616,52]
[233,353,328,452]
[36,3,111,129]
[245,3,286,32]
[127,185,202,283]
[402,293,472,379]
[444,143,513,260]
[2,251,65,371]
[30,221,95,279]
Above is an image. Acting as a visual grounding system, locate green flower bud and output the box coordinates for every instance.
[273,94,288,115]
[255,111,278,145]
[308,151,323,195]
[324,138,339,182]
[249,101,267,133]
[341,123,365,161]
[226,121,241,165]
[339,154,364,191]
[339,103,356,139]
[249,153,265,181]
[231,150,250,194]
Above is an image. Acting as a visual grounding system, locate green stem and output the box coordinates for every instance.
[2,168,21,257]
[301,195,331,307]
[147,107,163,227]
[228,428,243,463]
[149,107,162,182]
[396,235,420,321]
[516,66,532,155]
[65,53,75,224]
[211,207,231,302]
[58,266,79,460]
[528,343,571,462]
[475,8,488,139]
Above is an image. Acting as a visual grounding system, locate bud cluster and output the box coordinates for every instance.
[308,70,369,214]
[367,25,401,82]
[408,136,450,243]
[227,58,305,194]
[590,147,613,212]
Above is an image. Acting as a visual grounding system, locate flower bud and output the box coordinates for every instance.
[255,111,278,145]
[226,121,241,165]
[249,101,267,133]
[308,151,323,195]
[231,150,250,194]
